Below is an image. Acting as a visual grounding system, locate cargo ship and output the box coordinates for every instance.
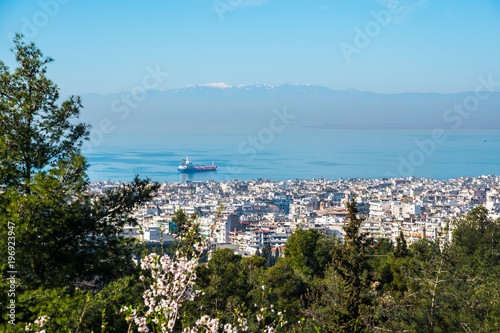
[178,157,217,173]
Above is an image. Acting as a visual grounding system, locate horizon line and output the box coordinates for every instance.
[68,82,498,97]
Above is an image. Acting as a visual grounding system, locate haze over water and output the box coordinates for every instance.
[85,129,500,182]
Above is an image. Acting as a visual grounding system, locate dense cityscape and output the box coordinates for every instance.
[89,175,500,254]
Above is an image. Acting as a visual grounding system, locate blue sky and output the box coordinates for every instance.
[0,0,499,95]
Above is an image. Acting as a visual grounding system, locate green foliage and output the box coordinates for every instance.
[82,275,145,332]
[452,205,500,259]
[0,36,158,329]
[1,275,145,332]
[394,230,408,258]
[261,242,279,268]
[0,35,89,192]
[284,228,336,278]
[375,237,393,256]
[330,197,371,333]
[171,209,203,257]
[0,171,156,291]
[258,257,308,327]
[372,208,500,332]
[189,248,252,323]
[246,254,266,268]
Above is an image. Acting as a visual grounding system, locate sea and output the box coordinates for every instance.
[84,128,500,183]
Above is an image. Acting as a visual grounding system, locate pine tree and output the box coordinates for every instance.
[0,35,158,292]
[394,230,408,258]
[332,197,369,332]
[262,241,273,268]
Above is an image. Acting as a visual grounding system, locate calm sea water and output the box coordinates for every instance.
[84,129,500,182]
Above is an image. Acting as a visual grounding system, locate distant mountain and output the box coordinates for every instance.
[78,83,500,134]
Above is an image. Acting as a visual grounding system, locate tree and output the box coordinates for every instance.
[284,228,335,278]
[374,232,500,332]
[262,241,277,268]
[185,248,252,326]
[171,208,203,257]
[331,197,371,332]
[0,35,158,300]
[258,257,308,328]
[374,237,393,256]
[452,205,500,258]
[394,230,408,258]
[0,36,89,193]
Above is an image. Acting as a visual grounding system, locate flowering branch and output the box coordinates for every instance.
[123,204,288,332]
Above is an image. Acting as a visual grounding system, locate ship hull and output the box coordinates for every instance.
[178,166,217,173]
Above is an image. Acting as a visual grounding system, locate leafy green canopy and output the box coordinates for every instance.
[284,228,336,278]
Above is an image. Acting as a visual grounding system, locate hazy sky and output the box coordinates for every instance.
[1,0,499,95]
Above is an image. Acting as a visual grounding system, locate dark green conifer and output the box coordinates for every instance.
[0,35,158,292]
[394,230,408,258]
[332,197,369,333]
